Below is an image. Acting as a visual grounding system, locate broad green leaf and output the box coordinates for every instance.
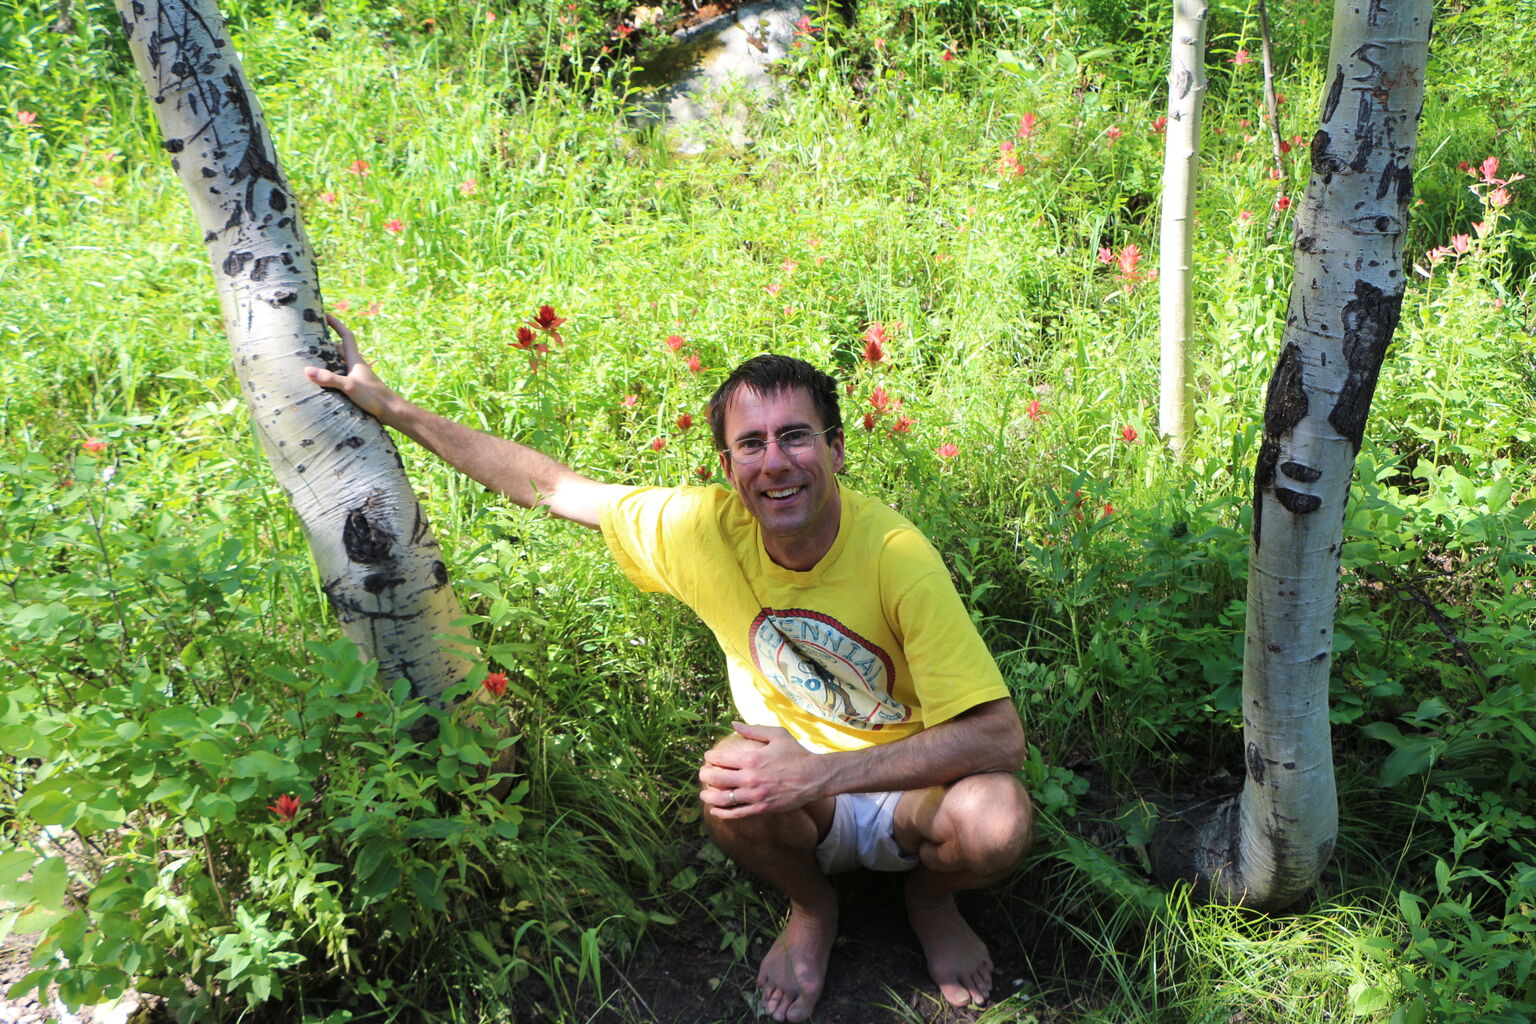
[31,857,67,909]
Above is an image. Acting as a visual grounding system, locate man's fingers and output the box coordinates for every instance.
[731,721,783,742]
[325,312,364,369]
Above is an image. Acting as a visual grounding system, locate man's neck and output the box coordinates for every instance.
[762,492,842,572]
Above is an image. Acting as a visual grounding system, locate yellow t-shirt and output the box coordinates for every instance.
[599,484,1010,752]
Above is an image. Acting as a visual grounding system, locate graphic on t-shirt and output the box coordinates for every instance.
[748,608,909,730]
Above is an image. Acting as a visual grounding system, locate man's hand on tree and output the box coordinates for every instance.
[698,722,829,819]
[305,313,402,422]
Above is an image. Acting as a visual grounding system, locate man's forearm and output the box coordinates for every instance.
[815,698,1026,798]
[380,395,612,528]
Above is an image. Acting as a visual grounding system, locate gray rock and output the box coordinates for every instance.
[628,0,810,154]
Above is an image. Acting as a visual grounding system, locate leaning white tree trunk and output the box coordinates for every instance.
[115,0,476,705]
[1157,0,1208,453]
[1153,0,1431,909]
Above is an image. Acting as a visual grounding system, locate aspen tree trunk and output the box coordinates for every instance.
[114,0,476,706]
[1152,0,1431,910]
[1157,0,1207,453]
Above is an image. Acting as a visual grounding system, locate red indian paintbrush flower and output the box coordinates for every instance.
[82,437,107,453]
[686,354,702,374]
[666,334,686,352]
[482,671,509,698]
[514,326,536,349]
[268,794,301,821]
[936,442,959,459]
[870,386,891,413]
[650,437,667,451]
[1025,400,1044,421]
[530,305,565,344]
[677,413,694,431]
[1120,424,1139,443]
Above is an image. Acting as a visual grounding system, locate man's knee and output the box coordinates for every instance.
[938,773,1035,873]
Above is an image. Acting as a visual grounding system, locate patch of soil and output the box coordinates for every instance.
[580,867,1109,1023]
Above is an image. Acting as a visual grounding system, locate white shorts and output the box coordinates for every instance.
[814,791,921,875]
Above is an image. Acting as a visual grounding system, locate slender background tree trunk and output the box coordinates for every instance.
[114,0,477,706]
[1158,0,1208,453]
[1152,0,1432,909]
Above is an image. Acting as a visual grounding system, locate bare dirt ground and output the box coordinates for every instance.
[556,867,1109,1024]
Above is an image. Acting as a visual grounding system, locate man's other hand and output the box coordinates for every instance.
[305,314,401,422]
[699,723,828,819]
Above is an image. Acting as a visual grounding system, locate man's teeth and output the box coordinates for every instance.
[766,487,800,499]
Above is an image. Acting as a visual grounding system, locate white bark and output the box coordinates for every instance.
[114,0,476,706]
[1158,0,1207,453]
[1155,0,1431,909]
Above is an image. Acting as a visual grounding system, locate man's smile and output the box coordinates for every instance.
[765,486,804,501]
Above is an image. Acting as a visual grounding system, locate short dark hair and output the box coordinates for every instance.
[707,355,843,456]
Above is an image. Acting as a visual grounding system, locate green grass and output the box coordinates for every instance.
[2,0,1534,1019]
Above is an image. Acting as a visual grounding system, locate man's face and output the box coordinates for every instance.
[719,386,845,569]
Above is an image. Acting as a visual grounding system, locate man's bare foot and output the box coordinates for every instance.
[757,897,838,1022]
[905,885,993,1007]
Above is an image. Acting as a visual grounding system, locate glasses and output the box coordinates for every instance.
[721,428,834,463]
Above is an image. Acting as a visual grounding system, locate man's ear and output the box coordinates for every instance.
[830,428,846,474]
[719,450,734,483]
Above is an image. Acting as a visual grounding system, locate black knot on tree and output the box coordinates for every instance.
[344,499,396,565]
[1253,343,1309,546]
[1331,280,1402,452]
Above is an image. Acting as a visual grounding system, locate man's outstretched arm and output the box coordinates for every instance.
[305,315,626,529]
[697,697,1026,819]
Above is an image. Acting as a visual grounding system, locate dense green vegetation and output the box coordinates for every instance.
[2,0,1533,1019]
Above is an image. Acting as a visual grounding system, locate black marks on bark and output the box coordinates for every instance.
[219,68,283,230]
[203,230,217,242]
[1350,98,1375,172]
[1280,461,1322,483]
[299,438,315,447]
[334,435,364,452]
[1375,159,1408,202]
[1254,343,1309,547]
[344,494,396,565]
[1322,66,1345,123]
[269,188,287,212]
[268,290,297,307]
[249,254,278,281]
[1246,742,1266,784]
[1282,762,1296,770]
[200,165,216,178]
[1330,280,1402,451]
[408,506,430,545]
[1394,162,1414,205]
[1311,130,1346,185]
[431,560,448,586]
[303,307,320,322]
[1274,487,1323,514]
[362,572,404,594]
[222,250,253,277]
[163,137,184,153]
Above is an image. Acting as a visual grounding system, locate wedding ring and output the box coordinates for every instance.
[728,788,738,807]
